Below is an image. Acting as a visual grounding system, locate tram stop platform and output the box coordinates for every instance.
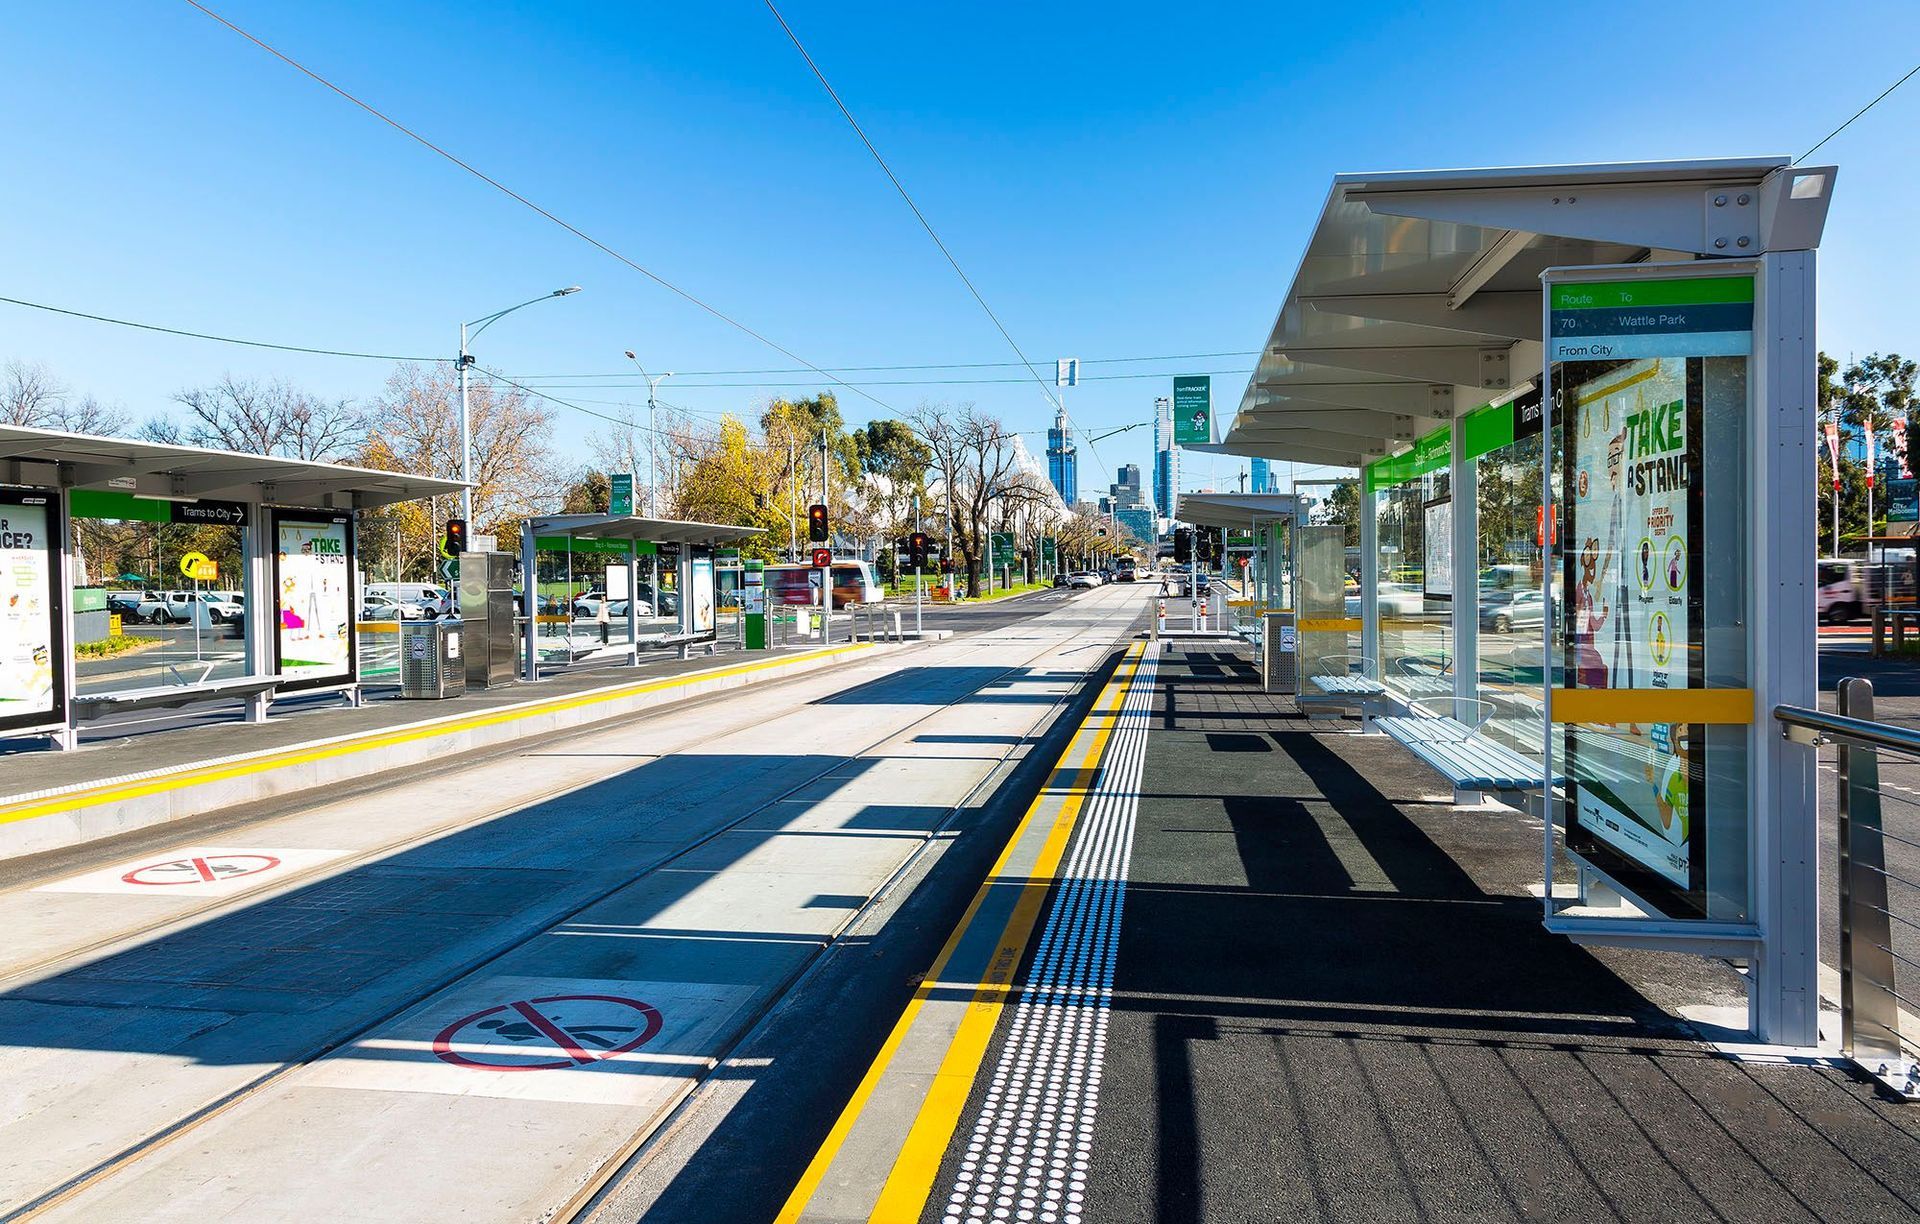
[776,639,1920,1223]
[0,639,876,866]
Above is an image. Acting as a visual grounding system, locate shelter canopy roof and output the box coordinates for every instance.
[0,424,466,510]
[1220,157,1835,466]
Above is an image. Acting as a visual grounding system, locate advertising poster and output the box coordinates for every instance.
[0,490,61,729]
[1422,499,1452,599]
[275,513,355,688]
[1550,273,1746,913]
[685,553,716,633]
[1563,357,1696,890]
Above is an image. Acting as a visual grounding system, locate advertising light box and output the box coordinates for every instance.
[0,488,64,733]
[273,511,356,691]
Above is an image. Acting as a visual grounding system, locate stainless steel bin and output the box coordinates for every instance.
[399,620,467,699]
[1261,610,1298,695]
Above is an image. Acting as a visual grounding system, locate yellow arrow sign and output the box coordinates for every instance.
[179,551,218,581]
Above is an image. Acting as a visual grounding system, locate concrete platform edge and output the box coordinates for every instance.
[0,643,880,860]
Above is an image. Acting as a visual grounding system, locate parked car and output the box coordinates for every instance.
[1817,559,1868,624]
[361,596,428,622]
[1479,588,1544,633]
[365,582,453,617]
[107,590,154,618]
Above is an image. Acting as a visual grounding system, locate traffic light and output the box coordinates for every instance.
[1173,527,1193,564]
[811,547,832,568]
[908,531,929,568]
[441,518,468,559]
[807,503,829,543]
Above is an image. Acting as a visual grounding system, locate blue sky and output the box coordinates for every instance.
[4,1,1918,494]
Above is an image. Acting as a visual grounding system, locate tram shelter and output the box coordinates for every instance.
[518,512,765,680]
[1207,157,1837,1045]
[0,423,464,750]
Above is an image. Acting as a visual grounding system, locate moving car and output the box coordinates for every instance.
[763,560,883,609]
[361,596,429,622]
[1064,572,1102,589]
[1479,588,1544,633]
[1817,559,1868,624]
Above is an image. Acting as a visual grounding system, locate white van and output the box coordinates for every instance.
[1816,560,1868,624]
[365,582,454,618]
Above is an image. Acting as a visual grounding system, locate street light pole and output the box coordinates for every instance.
[459,286,581,529]
[620,353,674,517]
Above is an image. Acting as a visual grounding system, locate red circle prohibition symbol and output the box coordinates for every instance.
[433,994,664,1071]
[122,854,283,886]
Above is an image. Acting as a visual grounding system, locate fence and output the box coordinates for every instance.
[1776,678,1920,1099]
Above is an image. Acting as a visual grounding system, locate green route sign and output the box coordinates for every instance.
[1173,375,1211,445]
[990,532,1016,565]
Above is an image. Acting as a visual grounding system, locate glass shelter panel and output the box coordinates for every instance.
[1547,269,1753,922]
[1471,390,1548,760]
[1369,431,1451,702]
[1295,525,1348,683]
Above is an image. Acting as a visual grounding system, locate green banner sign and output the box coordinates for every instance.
[990,531,1016,565]
[1173,375,1212,445]
[610,473,634,516]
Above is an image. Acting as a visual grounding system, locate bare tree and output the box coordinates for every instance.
[362,363,558,552]
[1,361,130,434]
[170,375,361,460]
[2,360,66,427]
[910,401,1024,597]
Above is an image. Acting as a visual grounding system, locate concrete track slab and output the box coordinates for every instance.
[2,583,1152,1221]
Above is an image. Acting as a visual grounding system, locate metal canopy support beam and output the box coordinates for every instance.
[1220,424,1401,453]
[1450,413,1477,711]
[1251,379,1455,417]
[1751,249,1820,1046]
[1304,290,1543,341]
[1448,229,1536,307]
[1360,473,1379,680]
[1349,172,1836,258]
[1276,344,1512,391]
[1237,409,1421,440]
[1189,441,1372,468]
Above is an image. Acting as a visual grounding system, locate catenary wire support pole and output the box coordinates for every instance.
[820,432,831,643]
[915,490,924,639]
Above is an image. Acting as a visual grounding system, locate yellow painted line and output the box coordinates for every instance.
[775,642,1147,1224]
[1298,617,1363,632]
[1549,687,1753,725]
[0,644,874,828]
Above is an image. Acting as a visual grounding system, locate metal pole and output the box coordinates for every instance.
[820,433,830,642]
[914,491,924,637]
[458,322,472,528]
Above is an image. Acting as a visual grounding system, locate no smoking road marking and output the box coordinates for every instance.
[434,993,663,1071]
[122,853,282,886]
[38,845,347,897]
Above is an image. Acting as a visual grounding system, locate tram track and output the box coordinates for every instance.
[2,592,1147,1223]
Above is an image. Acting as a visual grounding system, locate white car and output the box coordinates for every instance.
[360,597,428,622]
[1065,572,1102,589]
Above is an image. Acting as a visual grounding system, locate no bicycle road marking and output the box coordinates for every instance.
[434,993,665,1071]
[122,853,281,886]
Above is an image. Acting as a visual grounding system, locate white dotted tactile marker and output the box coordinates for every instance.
[942,646,1158,1224]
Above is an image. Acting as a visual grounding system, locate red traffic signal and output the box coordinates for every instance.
[807,503,829,542]
[441,518,468,559]
[908,531,929,567]
[811,547,832,568]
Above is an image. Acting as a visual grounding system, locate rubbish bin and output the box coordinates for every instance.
[399,620,467,699]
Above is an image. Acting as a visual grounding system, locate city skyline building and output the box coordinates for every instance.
[1251,457,1272,494]
[1152,396,1178,523]
[1045,406,1078,505]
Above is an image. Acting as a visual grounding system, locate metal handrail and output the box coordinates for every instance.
[1780,679,1920,1099]
[1774,702,1920,755]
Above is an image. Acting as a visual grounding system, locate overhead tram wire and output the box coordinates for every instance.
[511,367,1255,390]
[181,0,898,416]
[1797,59,1920,163]
[0,294,444,363]
[761,1,1121,479]
[508,349,1264,380]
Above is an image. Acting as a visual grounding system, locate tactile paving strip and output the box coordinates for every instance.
[938,644,1159,1224]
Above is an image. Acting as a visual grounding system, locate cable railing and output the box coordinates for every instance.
[1776,678,1920,1099]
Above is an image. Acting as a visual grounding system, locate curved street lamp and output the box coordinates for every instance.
[457,286,581,526]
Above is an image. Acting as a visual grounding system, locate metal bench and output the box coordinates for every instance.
[1305,655,1387,728]
[72,675,283,717]
[1375,697,1551,803]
